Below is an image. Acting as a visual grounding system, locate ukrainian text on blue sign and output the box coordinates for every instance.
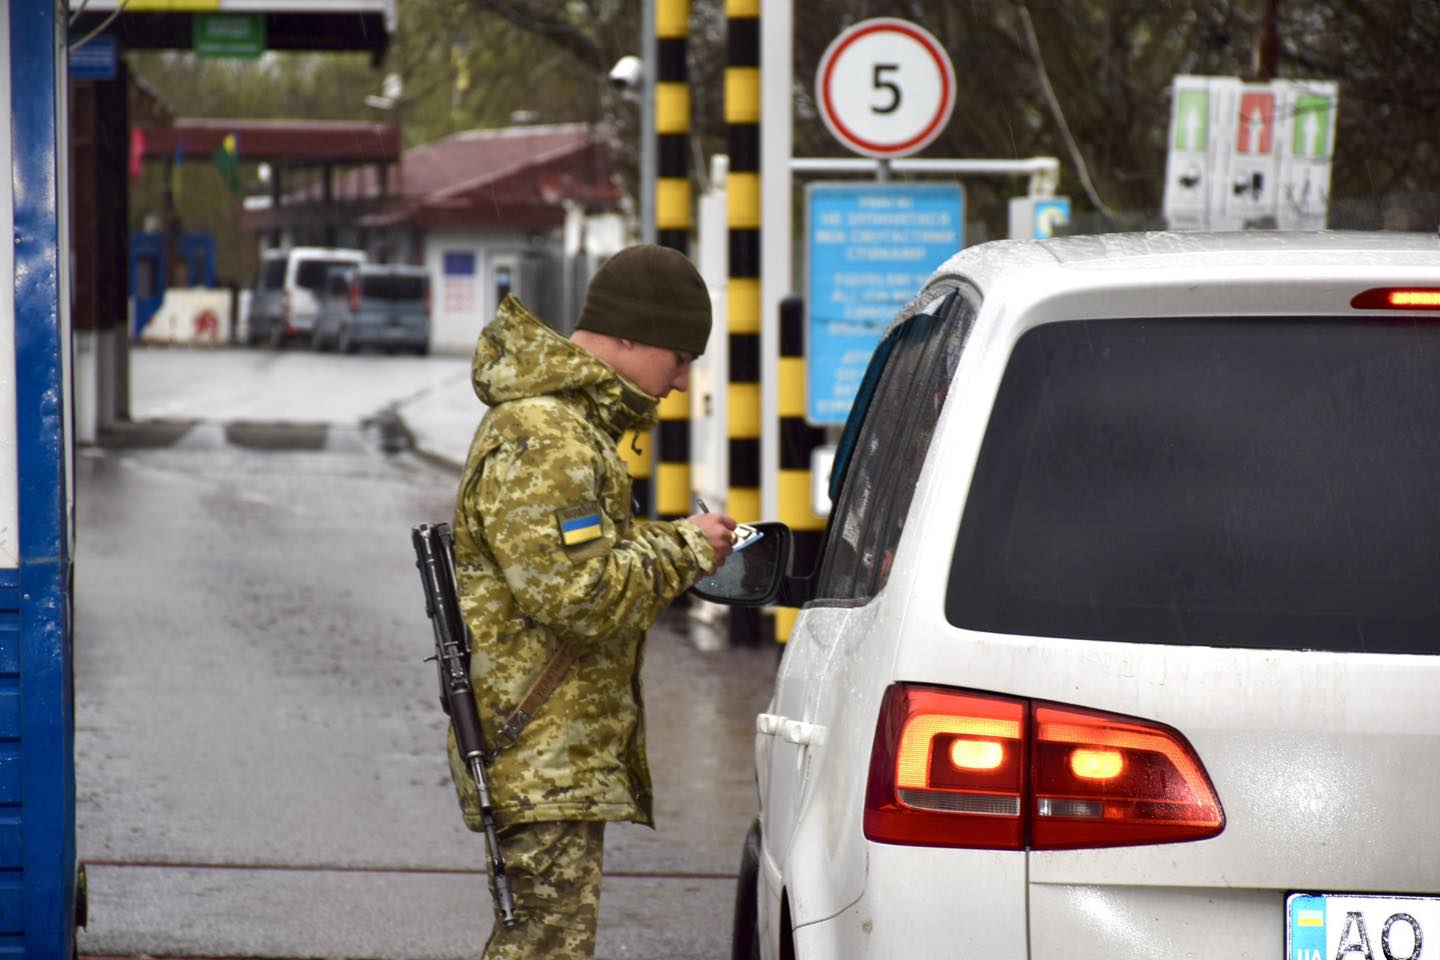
[807,183,964,424]
[69,35,117,80]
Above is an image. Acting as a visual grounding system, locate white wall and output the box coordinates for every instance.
[422,228,533,355]
[141,288,233,345]
[419,215,636,355]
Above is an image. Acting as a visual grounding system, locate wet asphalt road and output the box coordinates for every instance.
[74,352,779,959]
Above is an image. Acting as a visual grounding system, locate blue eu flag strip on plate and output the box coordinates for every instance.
[1288,895,1326,960]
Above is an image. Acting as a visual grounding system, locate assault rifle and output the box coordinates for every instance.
[412,522,517,929]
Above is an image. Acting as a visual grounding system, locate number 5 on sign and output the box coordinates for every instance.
[816,18,956,159]
[871,64,901,114]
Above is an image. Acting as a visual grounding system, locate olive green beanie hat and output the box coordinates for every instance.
[577,244,712,356]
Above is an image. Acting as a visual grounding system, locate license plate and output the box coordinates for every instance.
[1287,893,1437,960]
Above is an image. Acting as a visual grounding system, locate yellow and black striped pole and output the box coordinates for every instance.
[726,0,763,644]
[777,295,827,642]
[655,0,691,252]
[653,0,692,520]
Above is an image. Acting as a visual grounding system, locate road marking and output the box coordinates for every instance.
[82,858,737,880]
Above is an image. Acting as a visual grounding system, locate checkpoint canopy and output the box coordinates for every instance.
[806,182,964,425]
[1163,74,1339,231]
[69,0,395,59]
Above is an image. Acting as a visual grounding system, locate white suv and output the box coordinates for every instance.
[698,232,1440,960]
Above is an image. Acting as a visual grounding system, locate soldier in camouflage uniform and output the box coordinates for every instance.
[449,245,737,959]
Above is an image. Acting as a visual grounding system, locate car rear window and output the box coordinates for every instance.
[259,259,285,290]
[947,317,1440,654]
[297,259,358,292]
[360,275,427,301]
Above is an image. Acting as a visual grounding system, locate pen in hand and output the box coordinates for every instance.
[695,497,739,550]
[694,497,752,551]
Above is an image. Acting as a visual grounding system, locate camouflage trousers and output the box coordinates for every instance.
[482,819,606,960]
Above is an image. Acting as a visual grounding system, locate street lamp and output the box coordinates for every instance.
[610,51,655,244]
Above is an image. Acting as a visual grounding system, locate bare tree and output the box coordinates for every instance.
[131,0,1440,244]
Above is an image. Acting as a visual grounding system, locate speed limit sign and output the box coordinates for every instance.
[816,18,956,159]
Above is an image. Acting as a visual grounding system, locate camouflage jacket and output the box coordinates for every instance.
[448,296,715,829]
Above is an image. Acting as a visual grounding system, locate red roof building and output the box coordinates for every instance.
[362,123,622,231]
[238,122,629,352]
[241,121,622,241]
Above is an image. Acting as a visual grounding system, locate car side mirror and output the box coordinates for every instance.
[690,522,792,606]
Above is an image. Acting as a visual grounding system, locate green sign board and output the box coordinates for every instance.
[194,14,265,59]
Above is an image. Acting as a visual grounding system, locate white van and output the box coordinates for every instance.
[249,246,366,348]
[699,231,1440,960]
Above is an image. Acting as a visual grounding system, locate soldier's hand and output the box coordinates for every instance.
[688,512,738,571]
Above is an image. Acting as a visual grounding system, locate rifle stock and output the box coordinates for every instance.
[413,523,517,929]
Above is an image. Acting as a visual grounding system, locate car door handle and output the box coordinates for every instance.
[781,720,816,745]
[756,713,785,736]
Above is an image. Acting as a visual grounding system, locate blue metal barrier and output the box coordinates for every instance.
[9,0,78,954]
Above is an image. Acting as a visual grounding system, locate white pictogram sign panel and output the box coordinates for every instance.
[1162,76,1215,229]
[816,18,955,159]
[1221,83,1282,223]
[1277,83,1338,229]
[1164,74,1338,231]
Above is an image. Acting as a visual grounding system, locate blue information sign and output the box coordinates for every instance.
[68,34,117,81]
[1033,196,1071,238]
[806,182,964,424]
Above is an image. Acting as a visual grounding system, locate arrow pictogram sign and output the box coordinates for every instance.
[1292,94,1333,157]
[1236,91,1276,155]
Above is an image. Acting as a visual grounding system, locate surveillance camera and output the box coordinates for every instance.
[609,55,643,91]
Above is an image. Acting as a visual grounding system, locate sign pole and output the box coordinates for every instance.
[759,0,791,527]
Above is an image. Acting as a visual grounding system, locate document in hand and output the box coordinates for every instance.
[732,524,764,551]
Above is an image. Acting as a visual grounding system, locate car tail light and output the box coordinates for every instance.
[282,290,292,318]
[1351,288,1440,310]
[349,282,361,312]
[864,684,1224,850]
[1031,703,1224,849]
[864,687,1025,849]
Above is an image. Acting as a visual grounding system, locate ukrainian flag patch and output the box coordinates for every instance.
[556,502,604,546]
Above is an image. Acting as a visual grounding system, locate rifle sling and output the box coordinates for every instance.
[492,640,580,752]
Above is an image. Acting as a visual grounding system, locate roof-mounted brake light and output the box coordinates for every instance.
[1350,288,1440,310]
